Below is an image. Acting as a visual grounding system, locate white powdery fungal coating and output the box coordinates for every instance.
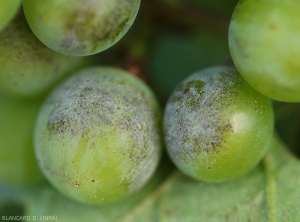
[164,66,274,182]
[34,67,162,205]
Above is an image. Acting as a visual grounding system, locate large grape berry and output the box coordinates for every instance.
[22,0,141,56]
[229,0,300,102]
[164,66,274,182]
[0,13,85,98]
[34,67,162,205]
[0,0,21,32]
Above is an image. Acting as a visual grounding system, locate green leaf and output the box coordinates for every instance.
[2,136,299,221]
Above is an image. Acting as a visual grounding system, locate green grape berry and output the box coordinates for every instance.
[229,0,300,102]
[0,0,21,32]
[0,13,85,98]
[22,0,141,56]
[0,94,44,186]
[34,67,162,205]
[164,66,274,182]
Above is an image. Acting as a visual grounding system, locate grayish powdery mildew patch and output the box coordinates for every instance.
[165,67,240,161]
[35,67,162,203]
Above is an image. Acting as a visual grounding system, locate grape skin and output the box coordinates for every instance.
[0,94,43,186]
[22,0,141,56]
[164,66,274,182]
[0,13,85,98]
[34,67,162,205]
[229,0,300,102]
[0,0,21,32]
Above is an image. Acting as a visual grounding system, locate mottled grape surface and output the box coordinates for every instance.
[0,13,84,98]
[164,66,274,182]
[229,0,300,102]
[23,0,140,56]
[0,94,43,186]
[34,67,162,205]
[0,0,21,32]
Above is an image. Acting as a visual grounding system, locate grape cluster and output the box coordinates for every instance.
[0,0,162,207]
[0,0,296,217]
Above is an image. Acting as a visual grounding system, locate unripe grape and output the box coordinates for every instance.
[0,13,84,98]
[0,94,44,186]
[164,66,274,182]
[0,0,21,32]
[229,0,300,102]
[34,67,162,205]
[23,0,141,56]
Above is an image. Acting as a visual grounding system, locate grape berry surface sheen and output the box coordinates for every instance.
[34,67,162,205]
[22,0,141,56]
[164,66,274,182]
[229,0,300,102]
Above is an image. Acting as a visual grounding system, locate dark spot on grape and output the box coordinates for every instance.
[269,23,277,30]
[47,116,71,136]
[164,209,172,216]
[91,179,95,182]
[204,124,210,129]
[242,54,249,59]
[61,38,73,48]
[171,80,205,107]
